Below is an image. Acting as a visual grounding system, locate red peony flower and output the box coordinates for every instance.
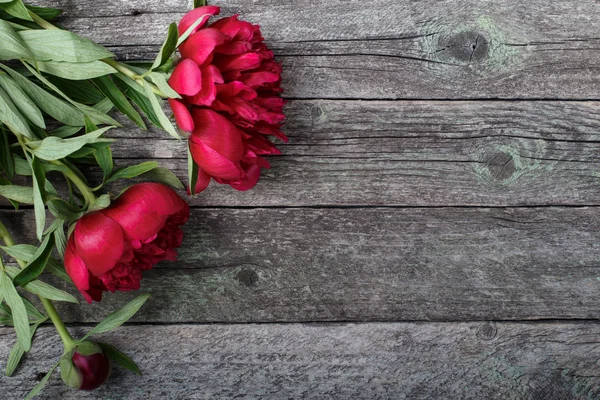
[168,6,287,193]
[64,183,190,303]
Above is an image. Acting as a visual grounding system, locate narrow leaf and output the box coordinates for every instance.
[6,320,44,377]
[13,234,54,287]
[141,80,179,139]
[143,166,184,190]
[148,72,180,99]
[36,60,117,80]
[1,64,84,126]
[18,29,114,62]
[0,19,32,60]
[0,270,30,351]
[193,0,207,8]
[151,23,178,70]
[5,266,77,303]
[0,73,45,128]
[0,85,33,138]
[0,184,33,203]
[0,0,32,22]
[28,156,46,241]
[29,126,114,161]
[84,293,150,338]
[24,361,59,400]
[106,161,159,184]
[99,343,141,375]
[94,76,146,130]
[0,129,14,179]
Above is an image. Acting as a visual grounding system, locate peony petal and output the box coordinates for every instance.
[104,210,168,242]
[189,139,243,180]
[229,163,262,191]
[109,183,189,217]
[180,28,228,66]
[169,59,202,96]
[214,52,261,73]
[64,236,96,303]
[73,212,125,278]
[210,15,253,40]
[178,6,220,36]
[168,99,194,132]
[188,65,223,107]
[193,168,212,194]
[239,71,281,89]
[191,108,245,161]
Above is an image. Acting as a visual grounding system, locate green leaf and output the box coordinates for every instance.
[22,297,44,320]
[0,0,32,21]
[0,74,45,128]
[21,63,121,127]
[0,19,32,60]
[47,77,105,105]
[94,76,146,130]
[13,234,54,287]
[29,126,114,161]
[0,85,34,138]
[148,72,180,99]
[5,266,77,303]
[0,128,14,179]
[0,270,30,351]
[49,125,82,138]
[193,0,207,8]
[0,184,33,203]
[1,245,70,282]
[6,319,44,377]
[24,361,59,400]
[26,5,62,21]
[27,155,46,241]
[47,197,82,221]
[143,166,184,190]
[106,161,159,184]
[83,293,150,339]
[187,146,199,194]
[36,60,117,80]
[99,342,141,375]
[117,80,162,127]
[141,80,179,139]
[95,145,113,182]
[53,220,67,258]
[18,29,114,62]
[177,13,213,46]
[88,193,110,212]
[1,64,84,126]
[151,22,178,70]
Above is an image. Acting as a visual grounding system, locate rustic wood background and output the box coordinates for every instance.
[2,0,600,398]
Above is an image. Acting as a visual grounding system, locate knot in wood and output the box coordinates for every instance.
[484,150,516,181]
[442,31,489,63]
[311,104,327,125]
[476,322,497,341]
[236,267,259,288]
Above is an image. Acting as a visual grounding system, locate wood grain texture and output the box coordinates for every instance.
[33,0,600,99]
[3,206,600,322]
[101,100,600,207]
[1,322,600,399]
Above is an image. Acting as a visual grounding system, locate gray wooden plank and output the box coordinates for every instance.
[2,206,600,322]
[101,100,600,207]
[32,0,600,99]
[1,322,599,399]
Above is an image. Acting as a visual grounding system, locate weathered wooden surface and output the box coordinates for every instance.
[2,322,600,399]
[1,0,599,399]
[3,206,600,322]
[37,0,600,99]
[102,100,600,207]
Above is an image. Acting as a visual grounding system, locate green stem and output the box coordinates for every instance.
[40,297,75,350]
[103,59,166,97]
[49,160,97,207]
[0,220,75,349]
[28,10,59,30]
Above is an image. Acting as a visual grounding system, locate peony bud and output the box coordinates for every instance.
[60,341,110,390]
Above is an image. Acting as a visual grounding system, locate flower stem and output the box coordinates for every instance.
[40,297,75,350]
[103,59,166,97]
[49,160,97,207]
[28,10,59,30]
[0,220,75,350]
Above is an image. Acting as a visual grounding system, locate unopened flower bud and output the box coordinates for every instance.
[60,341,110,390]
